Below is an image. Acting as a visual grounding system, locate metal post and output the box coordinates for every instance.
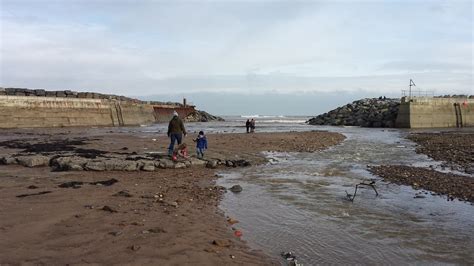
[409,79,416,100]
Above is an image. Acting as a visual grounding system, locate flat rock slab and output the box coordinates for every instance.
[16,155,50,167]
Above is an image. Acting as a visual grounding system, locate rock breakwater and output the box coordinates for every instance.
[185,110,225,122]
[307,98,400,127]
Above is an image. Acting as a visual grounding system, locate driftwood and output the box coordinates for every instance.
[345,180,379,202]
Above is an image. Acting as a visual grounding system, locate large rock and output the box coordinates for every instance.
[140,160,156,171]
[51,156,89,171]
[189,158,207,166]
[0,156,18,165]
[16,155,50,167]
[85,161,107,171]
[206,160,218,169]
[156,159,175,169]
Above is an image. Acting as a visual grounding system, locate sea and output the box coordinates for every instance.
[140,115,473,265]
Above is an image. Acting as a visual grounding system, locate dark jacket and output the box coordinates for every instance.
[167,116,186,136]
[195,135,208,149]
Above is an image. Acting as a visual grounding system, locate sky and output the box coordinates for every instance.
[0,0,472,115]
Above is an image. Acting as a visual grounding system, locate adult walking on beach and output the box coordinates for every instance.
[250,119,256,133]
[245,119,251,133]
[167,111,187,157]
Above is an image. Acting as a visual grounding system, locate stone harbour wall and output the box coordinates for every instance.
[396,97,474,128]
[0,95,155,128]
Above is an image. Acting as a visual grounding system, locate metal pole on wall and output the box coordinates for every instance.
[409,79,416,100]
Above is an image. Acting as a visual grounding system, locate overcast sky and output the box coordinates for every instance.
[0,0,472,115]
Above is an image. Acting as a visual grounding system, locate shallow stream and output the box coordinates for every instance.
[210,118,474,265]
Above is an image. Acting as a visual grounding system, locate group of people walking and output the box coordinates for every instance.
[245,119,256,133]
[167,111,207,161]
[167,112,256,161]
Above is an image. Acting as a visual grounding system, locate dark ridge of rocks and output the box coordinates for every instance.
[0,138,87,153]
[307,98,400,127]
[184,110,225,122]
[408,132,474,174]
[368,165,474,202]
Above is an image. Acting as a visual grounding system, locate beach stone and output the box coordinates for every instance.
[212,239,232,247]
[189,157,206,166]
[157,159,174,169]
[51,156,88,171]
[104,159,121,171]
[141,161,155,171]
[85,161,106,171]
[229,185,243,193]
[206,160,218,169]
[101,205,117,213]
[0,156,18,165]
[122,160,138,171]
[174,162,186,169]
[16,155,50,167]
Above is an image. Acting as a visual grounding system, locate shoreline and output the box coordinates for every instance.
[0,129,345,264]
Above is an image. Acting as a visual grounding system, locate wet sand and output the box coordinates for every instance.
[0,129,345,264]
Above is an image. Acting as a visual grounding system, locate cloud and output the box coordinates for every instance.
[0,0,472,97]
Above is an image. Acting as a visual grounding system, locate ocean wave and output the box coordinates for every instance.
[259,119,307,123]
[241,115,286,118]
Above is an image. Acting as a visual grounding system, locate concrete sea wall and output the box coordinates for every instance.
[396,97,474,128]
[0,95,155,128]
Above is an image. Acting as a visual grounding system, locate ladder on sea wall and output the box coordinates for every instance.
[110,101,125,126]
[454,103,463,128]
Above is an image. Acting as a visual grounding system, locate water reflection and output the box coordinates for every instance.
[218,127,474,265]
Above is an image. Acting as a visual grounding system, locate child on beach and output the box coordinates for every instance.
[172,143,188,161]
[193,131,208,159]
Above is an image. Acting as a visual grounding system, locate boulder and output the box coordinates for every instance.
[140,160,155,171]
[1,156,18,165]
[85,161,107,171]
[156,159,175,169]
[189,158,206,166]
[206,160,218,169]
[174,162,186,169]
[16,155,50,167]
[51,156,89,171]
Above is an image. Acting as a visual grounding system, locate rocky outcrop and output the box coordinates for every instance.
[307,98,400,128]
[185,110,225,122]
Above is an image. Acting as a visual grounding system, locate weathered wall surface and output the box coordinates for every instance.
[0,96,155,128]
[396,97,474,128]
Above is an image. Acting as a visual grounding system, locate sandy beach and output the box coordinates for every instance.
[0,129,345,264]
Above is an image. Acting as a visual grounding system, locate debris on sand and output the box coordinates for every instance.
[58,178,118,189]
[58,181,84,189]
[16,191,52,198]
[113,190,133,197]
[90,178,118,186]
[101,205,118,213]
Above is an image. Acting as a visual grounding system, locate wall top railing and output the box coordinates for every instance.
[401,89,435,98]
